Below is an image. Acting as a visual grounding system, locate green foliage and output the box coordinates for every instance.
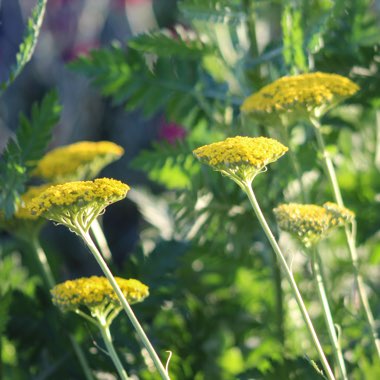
[0,0,47,93]
[128,30,211,59]
[0,91,61,217]
[281,3,307,73]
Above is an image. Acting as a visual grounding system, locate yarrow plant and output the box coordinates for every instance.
[274,202,356,380]
[33,141,126,262]
[193,136,288,186]
[194,135,336,380]
[241,72,359,124]
[51,276,149,380]
[33,141,124,183]
[273,202,355,248]
[28,178,129,233]
[241,71,380,359]
[27,177,171,380]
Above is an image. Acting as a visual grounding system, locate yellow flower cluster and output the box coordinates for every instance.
[51,276,149,312]
[15,185,52,220]
[193,136,288,184]
[241,72,359,122]
[28,178,129,218]
[273,202,354,247]
[33,141,124,182]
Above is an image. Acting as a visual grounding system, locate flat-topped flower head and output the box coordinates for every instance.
[273,202,352,248]
[33,141,124,183]
[323,202,355,226]
[27,178,130,233]
[51,276,149,325]
[0,185,51,238]
[241,72,359,124]
[193,136,288,185]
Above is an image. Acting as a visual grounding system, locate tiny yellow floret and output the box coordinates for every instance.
[33,141,124,182]
[51,276,149,313]
[273,202,353,247]
[241,72,359,123]
[193,136,288,184]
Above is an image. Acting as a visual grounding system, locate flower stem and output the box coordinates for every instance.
[31,235,55,289]
[78,227,170,380]
[29,235,95,380]
[241,182,336,380]
[90,219,112,262]
[98,323,131,380]
[310,117,380,358]
[311,247,348,380]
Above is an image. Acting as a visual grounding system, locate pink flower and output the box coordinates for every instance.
[158,120,187,144]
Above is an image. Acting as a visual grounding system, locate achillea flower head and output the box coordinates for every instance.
[241,72,359,123]
[51,276,149,316]
[27,178,129,233]
[323,201,355,225]
[273,202,353,248]
[193,136,288,184]
[33,141,124,183]
[0,185,50,238]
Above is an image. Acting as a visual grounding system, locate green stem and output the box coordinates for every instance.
[90,219,112,262]
[310,117,380,358]
[311,248,348,380]
[31,236,55,289]
[241,182,336,380]
[78,227,170,380]
[29,236,95,380]
[271,249,285,346]
[98,323,131,380]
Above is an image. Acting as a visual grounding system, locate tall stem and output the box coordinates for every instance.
[90,219,112,262]
[29,236,95,380]
[78,227,170,380]
[98,324,131,380]
[31,236,55,289]
[242,182,336,380]
[311,117,380,358]
[311,248,348,380]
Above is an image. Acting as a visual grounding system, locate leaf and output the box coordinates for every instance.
[0,0,47,94]
[0,91,61,217]
[128,29,210,59]
[281,3,307,73]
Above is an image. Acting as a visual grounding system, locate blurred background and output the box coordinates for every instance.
[1,1,380,379]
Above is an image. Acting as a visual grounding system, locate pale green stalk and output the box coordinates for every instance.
[239,180,336,380]
[90,219,112,262]
[75,224,171,380]
[98,324,130,380]
[75,308,130,379]
[310,117,380,358]
[29,234,95,380]
[311,247,348,380]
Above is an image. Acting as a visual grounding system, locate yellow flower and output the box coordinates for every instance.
[323,201,355,226]
[27,178,130,232]
[193,136,288,184]
[0,185,51,238]
[241,72,359,123]
[15,185,52,220]
[51,276,149,313]
[33,141,124,183]
[273,202,353,248]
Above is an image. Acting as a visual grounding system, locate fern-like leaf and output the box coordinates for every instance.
[128,29,211,58]
[0,91,61,217]
[0,0,47,93]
